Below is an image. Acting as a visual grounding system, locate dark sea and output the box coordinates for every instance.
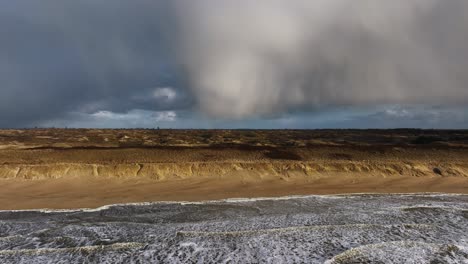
[0,194,467,263]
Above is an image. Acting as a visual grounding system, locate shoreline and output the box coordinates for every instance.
[1,192,466,213]
[2,174,468,210]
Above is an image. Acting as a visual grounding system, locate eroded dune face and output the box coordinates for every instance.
[0,194,467,263]
[1,129,468,181]
[1,161,468,180]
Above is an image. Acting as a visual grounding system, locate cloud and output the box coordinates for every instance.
[360,106,468,128]
[154,111,177,122]
[39,105,468,129]
[90,110,176,123]
[1,1,468,128]
[0,1,184,127]
[175,0,468,118]
[152,87,177,102]
[42,109,177,128]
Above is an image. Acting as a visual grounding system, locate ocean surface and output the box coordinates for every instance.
[0,194,467,263]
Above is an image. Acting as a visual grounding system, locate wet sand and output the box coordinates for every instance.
[1,175,468,210]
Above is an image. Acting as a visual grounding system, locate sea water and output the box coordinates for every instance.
[0,194,467,263]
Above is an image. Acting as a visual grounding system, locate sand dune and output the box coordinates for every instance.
[1,160,468,181]
[0,129,468,209]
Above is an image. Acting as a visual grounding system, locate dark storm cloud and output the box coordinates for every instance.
[1,1,468,128]
[0,1,190,127]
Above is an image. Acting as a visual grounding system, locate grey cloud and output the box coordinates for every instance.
[1,1,468,128]
[175,0,468,118]
[0,1,188,127]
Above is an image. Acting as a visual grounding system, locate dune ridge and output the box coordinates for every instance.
[1,161,467,180]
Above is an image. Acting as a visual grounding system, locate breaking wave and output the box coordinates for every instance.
[0,194,467,263]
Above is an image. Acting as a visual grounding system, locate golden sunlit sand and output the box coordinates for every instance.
[1,129,468,209]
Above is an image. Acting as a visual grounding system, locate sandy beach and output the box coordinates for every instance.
[1,129,468,210]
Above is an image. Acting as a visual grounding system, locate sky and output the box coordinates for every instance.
[1,0,468,129]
